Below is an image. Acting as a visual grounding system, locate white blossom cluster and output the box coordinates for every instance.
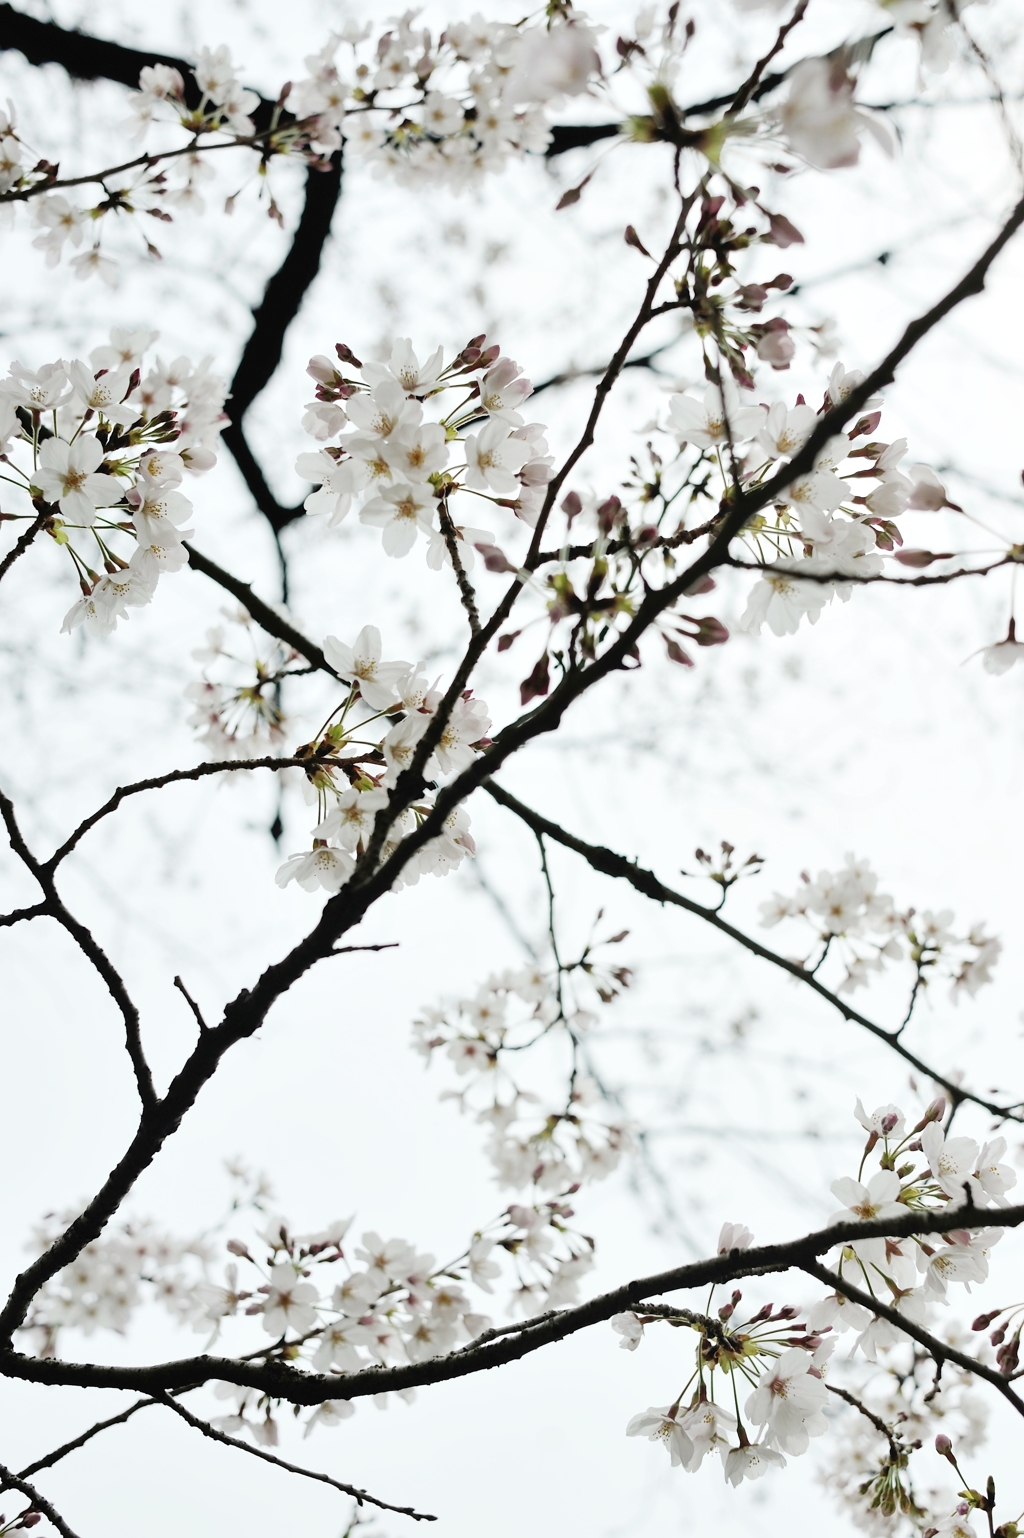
[297,334,551,557]
[22,1210,213,1354]
[2,12,602,281]
[207,1199,596,1442]
[617,1096,1015,1491]
[0,329,225,634]
[414,954,634,1193]
[759,853,1001,999]
[274,624,486,894]
[661,369,949,638]
[19,1166,597,1443]
[292,10,600,186]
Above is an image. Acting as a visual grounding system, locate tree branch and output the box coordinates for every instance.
[0,787,155,1112]
[184,544,333,673]
[47,754,318,870]
[0,512,47,584]
[801,1257,1024,1419]
[156,1394,436,1521]
[0,1462,81,1538]
[483,778,1021,1124]
[2,1201,1021,1404]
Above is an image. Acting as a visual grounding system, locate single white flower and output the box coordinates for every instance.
[33,435,124,522]
[322,625,409,710]
[625,1405,695,1467]
[463,419,532,496]
[261,1262,319,1336]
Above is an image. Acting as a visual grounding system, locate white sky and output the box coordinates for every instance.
[2,1,1024,1535]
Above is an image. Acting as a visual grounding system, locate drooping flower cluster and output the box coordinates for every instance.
[618,1097,1015,1491]
[186,608,302,760]
[297,334,551,559]
[274,624,486,894]
[0,329,225,634]
[819,1342,987,1536]
[759,853,1001,1000]
[413,948,634,1193]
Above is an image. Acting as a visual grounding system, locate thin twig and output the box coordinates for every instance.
[802,1257,1024,1419]
[155,1394,436,1521]
[483,779,1023,1125]
[826,1383,901,1461]
[0,1463,82,1538]
[0,787,154,1112]
[729,0,810,116]
[437,499,481,635]
[17,1398,157,1479]
[173,976,208,1034]
[47,755,316,870]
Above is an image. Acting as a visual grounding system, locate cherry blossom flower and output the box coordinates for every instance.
[745,1347,829,1453]
[854,1099,905,1139]
[921,1124,980,1202]
[362,339,446,397]
[724,1442,787,1485]
[756,401,816,459]
[299,451,367,525]
[668,385,764,449]
[979,629,1024,674]
[463,419,532,495]
[480,357,532,423]
[316,788,389,851]
[717,1222,753,1253]
[261,1262,320,1336]
[738,571,830,636]
[33,436,124,523]
[778,57,891,170]
[626,1406,696,1467]
[611,1312,644,1350]
[680,1400,738,1468]
[504,20,601,103]
[360,481,438,556]
[275,845,356,893]
[322,626,409,710]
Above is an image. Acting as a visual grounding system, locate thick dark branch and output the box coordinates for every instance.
[157,1395,436,1521]
[0,788,155,1112]
[2,1202,1021,1404]
[0,8,340,540]
[0,4,273,126]
[0,1462,81,1538]
[228,153,343,425]
[0,512,47,584]
[483,779,1021,1124]
[221,151,343,536]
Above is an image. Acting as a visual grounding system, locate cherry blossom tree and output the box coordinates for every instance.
[1,1,1024,1534]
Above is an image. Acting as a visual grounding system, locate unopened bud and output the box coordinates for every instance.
[935,1435,956,1464]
